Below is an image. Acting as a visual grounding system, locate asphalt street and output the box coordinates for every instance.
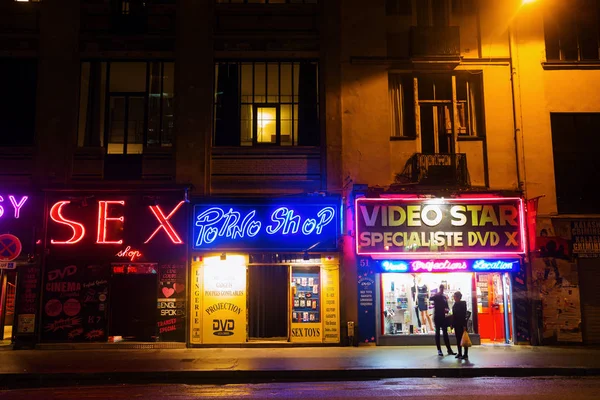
[0,377,599,399]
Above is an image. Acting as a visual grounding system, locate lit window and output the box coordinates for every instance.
[214,61,319,147]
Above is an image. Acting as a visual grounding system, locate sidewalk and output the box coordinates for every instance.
[1,344,599,389]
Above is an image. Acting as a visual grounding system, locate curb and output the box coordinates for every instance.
[1,368,599,389]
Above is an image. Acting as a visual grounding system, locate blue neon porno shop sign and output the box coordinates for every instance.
[192,202,340,251]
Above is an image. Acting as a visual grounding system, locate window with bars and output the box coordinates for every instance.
[389,73,484,150]
[77,61,174,154]
[214,61,320,147]
[544,0,600,61]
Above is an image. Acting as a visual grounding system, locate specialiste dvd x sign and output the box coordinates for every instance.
[193,200,340,251]
[355,197,526,256]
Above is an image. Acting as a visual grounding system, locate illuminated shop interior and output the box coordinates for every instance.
[381,270,513,343]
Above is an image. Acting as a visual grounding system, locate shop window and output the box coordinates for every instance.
[544,0,600,61]
[381,273,473,336]
[77,61,174,154]
[214,61,319,147]
[0,59,37,146]
[389,73,484,146]
[551,113,600,214]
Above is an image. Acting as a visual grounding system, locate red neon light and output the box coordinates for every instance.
[96,200,125,244]
[355,196,526,258]
[144,201,184,244]
[113,265,125,274]
[50,201,86,245]
[115,245,142,262]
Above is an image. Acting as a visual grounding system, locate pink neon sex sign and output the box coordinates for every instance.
[355,196,526,257]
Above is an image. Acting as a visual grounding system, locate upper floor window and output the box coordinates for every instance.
[389,73,484,151]
[77,61,174,154]
[551,113,600,213]
[214,61,319,147]
[0,59,37,146]
[544,0,600,61]
[385,0,412,15]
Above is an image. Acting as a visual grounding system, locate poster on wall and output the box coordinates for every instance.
[202,257,247,344]
[15,264,41,335]
[41,263,109,342]
[157,264,186,341]
[531,254,582,343]
[322,262,340,343]
[571,220,600,258]
[357,257,376,344]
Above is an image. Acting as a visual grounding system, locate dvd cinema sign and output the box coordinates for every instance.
[355,197,526,256]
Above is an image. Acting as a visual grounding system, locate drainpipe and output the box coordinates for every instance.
[508,25,526,195]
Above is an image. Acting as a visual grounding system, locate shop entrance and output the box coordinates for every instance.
[110,265,158,341]
[476,272,512,343]
[248,265,288,340]
[0,270,16,341]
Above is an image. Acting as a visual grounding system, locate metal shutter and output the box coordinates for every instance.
[578,259,600,344]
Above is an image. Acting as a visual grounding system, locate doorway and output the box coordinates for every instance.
[0,270,16,341]
[476,272,513,343]
[248,265,288,340]
[110,271,158,341]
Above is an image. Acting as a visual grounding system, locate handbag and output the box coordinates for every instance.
[461,329,472,348]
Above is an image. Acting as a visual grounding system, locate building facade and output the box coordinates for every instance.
[0,0,598,347]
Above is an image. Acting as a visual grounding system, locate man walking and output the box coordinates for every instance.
[430,284,456,357]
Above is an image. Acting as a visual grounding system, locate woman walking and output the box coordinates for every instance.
[452,291,469,360]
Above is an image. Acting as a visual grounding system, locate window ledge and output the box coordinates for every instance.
[390,136,415,141]
[542,61,600,70]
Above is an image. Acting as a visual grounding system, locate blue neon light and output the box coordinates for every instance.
[472,259,518,271]
[193,201,340,251]
[381,261,409,272]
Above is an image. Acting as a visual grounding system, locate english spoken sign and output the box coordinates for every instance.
[355,197,525,256]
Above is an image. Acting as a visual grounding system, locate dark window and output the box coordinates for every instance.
[77,61,174,154]
[214,61,320,147]
[389,73,484,145]
[551,113,600,214]
[386,0,412,16]
[451,0,477,15]
[215,0,317,4]
[544,0,600,61]
[0,59,37,146]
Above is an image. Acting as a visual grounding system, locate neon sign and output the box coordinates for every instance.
[356,196,526,257]
[412,260,468,272]
[193,200,340,251]
[144,201,185,244]
[97,201,125,244]
[472,259,518,271]
[115,246,143,262]
[0,195,28,219]
[49,199,185,246]
[376,258,520,273]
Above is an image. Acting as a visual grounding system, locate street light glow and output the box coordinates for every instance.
[522,0,538,5]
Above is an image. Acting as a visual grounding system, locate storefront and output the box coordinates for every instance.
[40,190,188,344]
[189,197,341,345]
[354,195,528,346]
[0,192,43,348]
